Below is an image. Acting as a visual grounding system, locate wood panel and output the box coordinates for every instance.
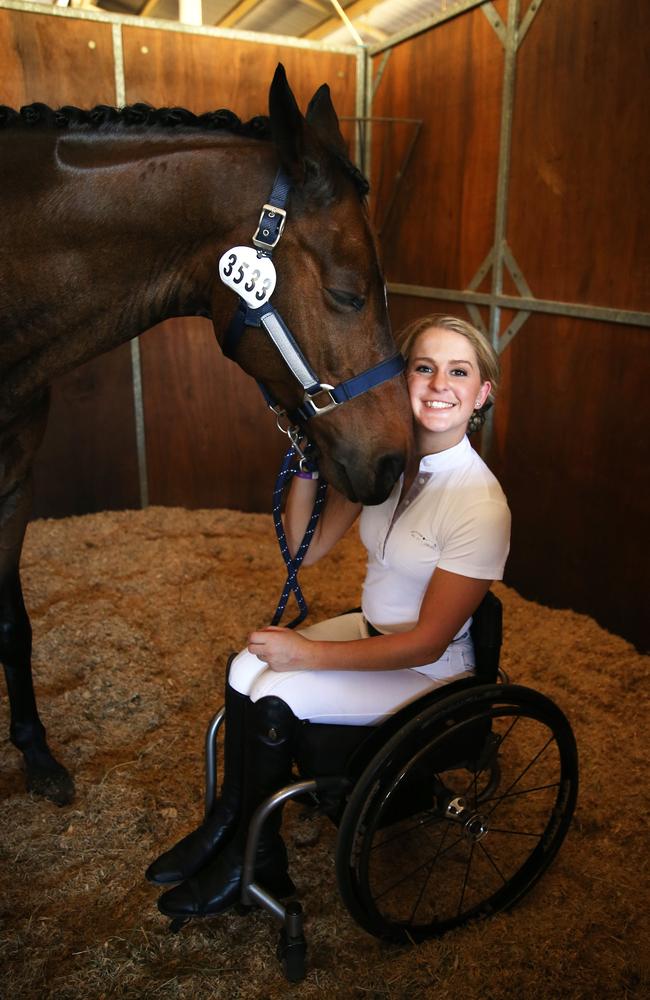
[508,0,650,310]
[490,313,649,650]
[0,10,141,518]
[121,28,358,126]
[370,10,504,290]
[121,30,358,510]
[139,319,286,511]
[31,350,140,518]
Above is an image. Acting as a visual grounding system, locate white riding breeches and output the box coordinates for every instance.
[228,612,475,726]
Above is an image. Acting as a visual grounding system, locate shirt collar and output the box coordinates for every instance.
[418,435,471,474]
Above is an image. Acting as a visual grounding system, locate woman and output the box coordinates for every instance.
[148,314,511,919]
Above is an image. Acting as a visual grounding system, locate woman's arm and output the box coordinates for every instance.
[283,476,361,564]
[247,568,491,671]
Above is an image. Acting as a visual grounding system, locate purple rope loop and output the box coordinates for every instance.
[271,447,327,628]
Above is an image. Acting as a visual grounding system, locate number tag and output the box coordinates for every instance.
[218,246,277,308]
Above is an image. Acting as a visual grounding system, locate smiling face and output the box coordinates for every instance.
[406,326,492,453]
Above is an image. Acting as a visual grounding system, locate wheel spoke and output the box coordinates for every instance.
[456,840,476,917]
[488,826,543,838]
[480,780,560,807]
[486,733,555,819]
[478,839,508,884]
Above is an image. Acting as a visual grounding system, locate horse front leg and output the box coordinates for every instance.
[0,398,74,804]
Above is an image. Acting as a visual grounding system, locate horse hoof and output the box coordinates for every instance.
[26,760,75,806]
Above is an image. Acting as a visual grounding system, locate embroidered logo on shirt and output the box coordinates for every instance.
[410,530,438,550]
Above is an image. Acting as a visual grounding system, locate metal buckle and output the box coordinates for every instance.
[305,384,339,417]
[252,204,287,250]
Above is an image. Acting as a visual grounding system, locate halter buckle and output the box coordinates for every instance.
[305,384,339,416]
[253,204,287,250]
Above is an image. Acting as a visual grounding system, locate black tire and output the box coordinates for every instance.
[336,684,578,943]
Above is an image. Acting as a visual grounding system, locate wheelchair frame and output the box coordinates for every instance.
[193,596,579,982]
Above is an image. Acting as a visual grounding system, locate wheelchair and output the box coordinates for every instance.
[199,593,579,982]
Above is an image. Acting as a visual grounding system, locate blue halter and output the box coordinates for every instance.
[221,169,405,425]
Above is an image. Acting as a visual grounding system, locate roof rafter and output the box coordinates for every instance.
[302,0,378,40]
[217,0,266,29]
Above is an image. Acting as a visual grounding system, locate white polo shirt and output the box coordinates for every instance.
[359,435,511,636]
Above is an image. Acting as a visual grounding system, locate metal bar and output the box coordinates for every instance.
[369,0,489,56]
[484,0,519,456]
[387,283,650,329]
[328,0,365,47]
[517,0,546,49]
[498,309,531,353]
[241,780,319,906]
[111,23,125,106]
[354,46,369,173]
[480,1,507,45]
[466,304,488,336]
[203,705,226,819]
[377,120,422,239]
[129,339,149,509]
[489,0,519,345]
[371,49,391,100]
[502,241,533,298]
[0,0,358,52]
[467,247,494,291]
[112,24,151,508]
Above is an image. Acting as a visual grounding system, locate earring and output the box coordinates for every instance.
[474,399,482,409]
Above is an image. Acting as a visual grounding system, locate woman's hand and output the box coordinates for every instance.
[247,626,314,672]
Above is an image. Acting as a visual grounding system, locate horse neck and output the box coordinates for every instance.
[69,130,277,314]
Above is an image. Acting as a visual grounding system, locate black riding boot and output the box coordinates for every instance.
[157,696,297,918]
[146,680,249,885]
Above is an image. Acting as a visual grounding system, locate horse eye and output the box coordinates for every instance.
[326,288,365,311]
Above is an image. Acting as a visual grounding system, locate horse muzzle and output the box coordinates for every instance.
[322,447,407,506]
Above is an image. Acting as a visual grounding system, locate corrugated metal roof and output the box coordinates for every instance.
[61,0,459,47]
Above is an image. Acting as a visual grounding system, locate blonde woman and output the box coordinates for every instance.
[150,315,511,921]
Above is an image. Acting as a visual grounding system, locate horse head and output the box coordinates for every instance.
[213,65,413,505]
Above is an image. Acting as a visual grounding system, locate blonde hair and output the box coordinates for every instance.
[398,314,500,407]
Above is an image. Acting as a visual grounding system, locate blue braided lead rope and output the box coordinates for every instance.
[271,447,328,628]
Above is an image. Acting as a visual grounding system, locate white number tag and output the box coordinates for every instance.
[218,245,276,308]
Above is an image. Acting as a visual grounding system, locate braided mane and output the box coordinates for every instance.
[0,101,369,195]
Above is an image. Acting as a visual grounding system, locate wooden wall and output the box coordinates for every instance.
[0,7,358,516]
[372,0,650,649]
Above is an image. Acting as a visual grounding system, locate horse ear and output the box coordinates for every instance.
[269,64,341,199]
[268,63,309,184]
[305,83,348,157]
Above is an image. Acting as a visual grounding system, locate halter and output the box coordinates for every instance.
[219,168,405,427]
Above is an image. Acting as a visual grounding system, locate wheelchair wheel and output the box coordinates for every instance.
[336,684,578,943]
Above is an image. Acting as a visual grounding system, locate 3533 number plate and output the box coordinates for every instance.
[218,245,277,309]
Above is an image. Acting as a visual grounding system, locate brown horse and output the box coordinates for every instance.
[0,66,413,804]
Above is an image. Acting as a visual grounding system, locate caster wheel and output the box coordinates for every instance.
[168,916,190,934]
[277,929,307,982]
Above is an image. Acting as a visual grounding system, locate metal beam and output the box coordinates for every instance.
[303,0,376,41]
[387,283,650,330]
[369,0,488,56]
[0,0,358,52]
[217,0,264,29]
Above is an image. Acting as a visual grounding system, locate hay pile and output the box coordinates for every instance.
[0,507,647,999]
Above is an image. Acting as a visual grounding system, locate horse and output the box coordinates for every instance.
[0,64,413,805]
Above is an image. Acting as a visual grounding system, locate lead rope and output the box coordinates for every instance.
[271,446,328,628]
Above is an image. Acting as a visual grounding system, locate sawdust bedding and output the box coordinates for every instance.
[0,506,647,999]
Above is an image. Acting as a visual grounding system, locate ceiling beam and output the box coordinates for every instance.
[217,0,265,28]
[302,0,378,40]
[296,0,330,11]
